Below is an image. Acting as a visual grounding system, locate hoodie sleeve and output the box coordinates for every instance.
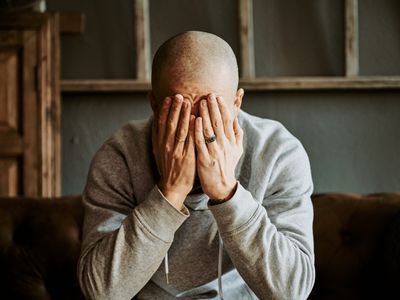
[77,139,189,300]
[208,138,315,300]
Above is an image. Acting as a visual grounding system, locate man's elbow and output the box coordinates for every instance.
[77,253,108,300]
[285,254,315,300]
[265,252,315,300]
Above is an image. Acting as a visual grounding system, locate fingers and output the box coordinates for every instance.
[200,100,213,138]
[158,96,172,146]
[165,95,184,148]
[216,96,235,141]
[200,99,218,154]
[207,94,225,140]
[175,99,191,154]
[194,117,210,161]
[233,116,243,146]
[184,115,196,155]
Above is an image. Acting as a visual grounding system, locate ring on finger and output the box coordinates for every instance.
[204,134,217,144]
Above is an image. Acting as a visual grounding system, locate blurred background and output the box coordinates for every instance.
[52,0,400,196]
[1,0,399,196]
[1,2,400,299]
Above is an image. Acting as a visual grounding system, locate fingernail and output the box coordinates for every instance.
[175,95,182,103]
[202,100,207,106]
[165,97,171,104]
[209,95,215,102]
[216,96,222,103]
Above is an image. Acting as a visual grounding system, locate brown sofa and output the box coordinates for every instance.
[1,193,400,299]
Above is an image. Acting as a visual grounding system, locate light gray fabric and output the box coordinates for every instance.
[77,109,315,300]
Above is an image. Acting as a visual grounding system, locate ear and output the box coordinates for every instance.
[233,88,244,117]
[148,91,158,115]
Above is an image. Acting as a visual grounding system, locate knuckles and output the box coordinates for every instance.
[164,145,172,153]
[167,120,176,130]
[195,137,204,145]
[224,118,233,126]
[210,159,217,167]
[186,152,195,160]
[172,151,181,160]
[204,126,213,136]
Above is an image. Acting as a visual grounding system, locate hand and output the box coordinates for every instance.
[194,94,243,201]
[152,94,196,209]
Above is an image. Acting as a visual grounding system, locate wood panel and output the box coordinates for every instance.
[0,31,23,196]
[0,30,20,45]
[134,0,151,80]
[59,12,84,34]
[0,48,19,131]
[0,159,18,196]
[62,1,395,94]
[52,14,61,197]
[239,0,255,79]
[22,30,39,196]
[38,14,61,196]
[0,13,61,197]
[0,130,23,156]
[0,13,50,29]
[345,0,359,76]
[60,77,400,92]
[61,79,150,92]
[239,77,400,90]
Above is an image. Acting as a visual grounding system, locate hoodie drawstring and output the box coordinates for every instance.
[164,232,224,299]
[164,251,169,284]
[217,231,224,300]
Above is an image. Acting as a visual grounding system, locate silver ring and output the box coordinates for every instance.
[204,134,217,144]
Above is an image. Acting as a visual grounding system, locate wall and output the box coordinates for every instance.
[47,0,400,195]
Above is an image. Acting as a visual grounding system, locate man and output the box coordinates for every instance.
[78,31,315,300]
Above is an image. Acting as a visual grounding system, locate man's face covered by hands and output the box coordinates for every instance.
[150,31,244,209]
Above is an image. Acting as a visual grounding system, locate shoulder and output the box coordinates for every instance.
[107,117,152,149]
[237,110,312,197]
[99,116,152,156]
[88,116,153,175]
[238,110,304,161]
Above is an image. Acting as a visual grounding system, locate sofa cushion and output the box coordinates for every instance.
[1,193,400,299]
[310,193,400,299]
[0,196,84,300]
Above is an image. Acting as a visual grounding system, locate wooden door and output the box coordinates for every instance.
[0,13,60,197]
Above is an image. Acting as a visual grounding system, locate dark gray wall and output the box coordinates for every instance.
[49,0,136,78]
[47,0,400,195]
[253,0,345,76]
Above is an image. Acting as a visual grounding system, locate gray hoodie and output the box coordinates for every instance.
[78,109,315,299]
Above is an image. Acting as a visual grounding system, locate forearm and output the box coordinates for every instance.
[209,183,315,299]
[78,217,170,299]
[78,185,189,300]
[222,211,314,299]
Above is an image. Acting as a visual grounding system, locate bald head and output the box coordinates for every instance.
[151,31,239,100]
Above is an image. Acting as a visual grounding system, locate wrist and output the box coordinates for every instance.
[159,188,186,210]
[209,181,238,205]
